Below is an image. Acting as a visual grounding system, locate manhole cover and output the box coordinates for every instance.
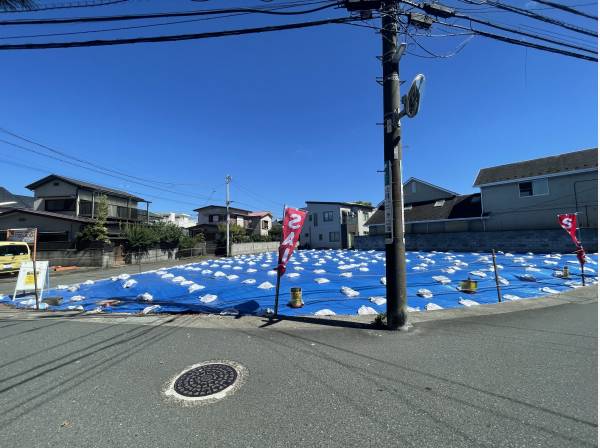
[165,360,246,404]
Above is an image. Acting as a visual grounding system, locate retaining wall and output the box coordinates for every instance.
[230,242,280,256]
[355,229,598,253]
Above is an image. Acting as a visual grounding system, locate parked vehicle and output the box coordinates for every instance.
[0,242,31,274]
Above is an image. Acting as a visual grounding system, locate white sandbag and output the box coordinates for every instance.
[200,294,218,303]
[341,286,359,297]
[432,275,451,285]
[417,289,433,299]
[141,305,161,315]
[425,303,443,311]
[137,292,153,302]
[122,279,137,288]
[314,309,336,316]
[369,296,386,306]
[188,284,205,293]
[358,305,378,315]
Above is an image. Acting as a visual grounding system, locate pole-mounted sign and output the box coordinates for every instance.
[273,207,307,317]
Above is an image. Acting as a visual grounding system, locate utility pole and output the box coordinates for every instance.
[382,0,408,330]
[225,175,231,257]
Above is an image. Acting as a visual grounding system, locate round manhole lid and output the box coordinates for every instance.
[165,360,246,404]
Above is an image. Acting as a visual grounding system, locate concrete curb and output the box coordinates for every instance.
[1,285,596,331]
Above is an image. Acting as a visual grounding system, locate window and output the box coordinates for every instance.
[209,215,219,223]
[116,206,129,219]
[318,234,323,241]
[304,233,309,237]
[261,220,269,230]
[45,198,76,212]
[519,178,549,197]
[411,182,417,193]
[434,200,445,207]
[329,232,340,242]
[79,200,93,215]
[313,213,318,227]
[0,245,29,256]
[323,211,334,222]
[308,215,312,221]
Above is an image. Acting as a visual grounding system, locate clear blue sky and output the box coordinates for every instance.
[0,0,597,217]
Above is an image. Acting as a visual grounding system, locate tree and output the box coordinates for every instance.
[124,224,158,253]
[77,195,110,246]
[0,1,36,11]
[152,221,185,250]
[217,223,249,243]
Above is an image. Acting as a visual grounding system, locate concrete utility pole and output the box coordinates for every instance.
[381,0,408,329]
[225,175,231,257]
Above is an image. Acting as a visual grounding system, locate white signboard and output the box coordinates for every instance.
[7,228,36,244]
[13,261,49,300]
[384,162,393,245]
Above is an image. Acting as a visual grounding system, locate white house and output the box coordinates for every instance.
[299,201,375,249]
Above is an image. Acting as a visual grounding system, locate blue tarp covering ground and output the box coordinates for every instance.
[1,250,597,316]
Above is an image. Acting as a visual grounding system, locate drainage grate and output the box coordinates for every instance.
[165,361,247,403]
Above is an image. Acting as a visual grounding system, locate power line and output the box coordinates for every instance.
[0,15,357,50]
[0,0,129,13]
[395,1,597,56]
[529,0,597,20]
[0,137,216,202]
[0,0,335,41]
[388,4,597,61]
[0,127,210,189]
[453,10,598,54]
[459,0,597,37]
[0,2,340,26]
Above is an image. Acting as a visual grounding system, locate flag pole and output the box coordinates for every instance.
[575,212,586,286]
[32,228,39,311]
[273,204,286,319]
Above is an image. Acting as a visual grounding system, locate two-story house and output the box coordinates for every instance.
[366,178,484,235]
[299,201,375,249]
[191,205,272,241]
[0,174,148,247]
[473,148,598,231]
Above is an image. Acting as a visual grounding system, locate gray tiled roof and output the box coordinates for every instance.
[0,208,94,223]
[366,194,482,226]
[473,148,597,186]
[26,174,146,202]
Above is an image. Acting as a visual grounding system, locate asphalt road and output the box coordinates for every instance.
[0,288,596,447]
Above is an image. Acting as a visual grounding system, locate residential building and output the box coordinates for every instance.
[366,178,484,235]
[155,212,196,229]
[0,208,93,248]
[473,148,598,231]
[299,201,375,249]
[19,174,149,242]
[190,205,272,241]
[0,187,33,210]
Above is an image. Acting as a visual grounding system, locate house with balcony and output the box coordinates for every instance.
[190,205,272,241]
[299,201,375,249]
[0,174,148,248]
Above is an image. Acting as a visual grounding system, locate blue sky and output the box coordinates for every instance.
[0,0,596,217]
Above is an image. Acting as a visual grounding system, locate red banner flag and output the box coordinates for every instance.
[277,207,307,275]
[558,213,579,246]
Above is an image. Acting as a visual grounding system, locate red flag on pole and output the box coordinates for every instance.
[277,207,307,275]
[557,213,579,246]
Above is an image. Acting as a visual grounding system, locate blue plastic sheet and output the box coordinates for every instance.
[1,250,597,316]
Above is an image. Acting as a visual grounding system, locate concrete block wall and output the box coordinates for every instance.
[230,242,279,256]
[355,229,598,254]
